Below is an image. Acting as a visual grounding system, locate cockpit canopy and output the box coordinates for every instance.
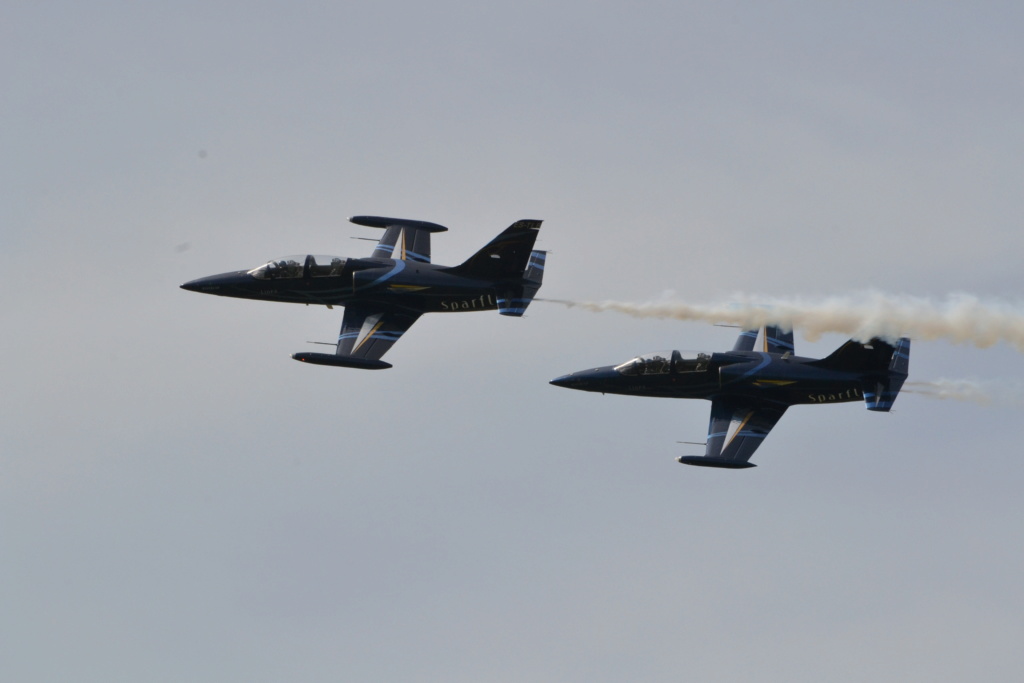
[614,350,712,376]
[248,255,348,280]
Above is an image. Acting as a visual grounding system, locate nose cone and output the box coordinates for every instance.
[180,271,249,294]
[549,366,619,392]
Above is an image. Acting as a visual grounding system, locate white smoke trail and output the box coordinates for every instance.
[539,291,1024,350]
[905,379,1024,407]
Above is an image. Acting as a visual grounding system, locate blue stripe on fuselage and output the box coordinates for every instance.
[358,260,406,289]
[405,249,429,262]
[737,352,772,380]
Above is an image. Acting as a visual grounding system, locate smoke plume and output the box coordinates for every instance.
[905,379,1024,407]
[540,292,1024,349]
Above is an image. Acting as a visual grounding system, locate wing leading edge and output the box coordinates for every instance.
[678,399,788,469]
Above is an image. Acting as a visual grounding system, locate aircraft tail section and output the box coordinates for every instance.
[497,250,546,317]
[809,337,899,372]
[523,249,546,285]
[809,337,911,412]
[863,337,910,412]
[445,219,543,280]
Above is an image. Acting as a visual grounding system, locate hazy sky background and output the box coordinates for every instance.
[4,2,1024,681]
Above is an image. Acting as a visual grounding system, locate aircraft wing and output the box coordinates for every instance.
[762,325,795,354]
[292,305,421,369]
[732,325,794,354]
[733,325,794,356]
[336,305,421,360]
[349,215,449,263]
[732,328,759,351]
[678,398,788,469]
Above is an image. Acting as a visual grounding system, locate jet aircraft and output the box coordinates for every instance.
[181,216,545,369]
[550,325,910,468]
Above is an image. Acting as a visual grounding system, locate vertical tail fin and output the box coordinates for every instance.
[445,219,542,279]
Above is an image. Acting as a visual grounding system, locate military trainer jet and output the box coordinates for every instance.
[181,216,545,369]
[550,325,910,468]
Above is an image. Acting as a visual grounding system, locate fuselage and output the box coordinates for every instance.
[180,255,506,314]
[550,350,870,406]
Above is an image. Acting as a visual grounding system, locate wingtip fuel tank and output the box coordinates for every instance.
[291,352,392,370]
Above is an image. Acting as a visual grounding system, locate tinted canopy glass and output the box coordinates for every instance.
[248,256,305,280]
[614,350,711,375]
[309,255,347,277]
[248,255,348,280]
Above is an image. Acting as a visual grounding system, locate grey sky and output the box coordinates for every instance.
[4,2,1024,681]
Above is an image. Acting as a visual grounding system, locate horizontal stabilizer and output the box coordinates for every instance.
[863,381,899,412]
[677,456,757,469]
[292,352,392,369]
[863,337,910,412]
[497,250,546,316]
[890,337,910,375]
[497,291,532,317]
[524,249,546,284]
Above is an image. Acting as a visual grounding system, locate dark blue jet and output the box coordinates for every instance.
[181,216,545,369]
[550,326,910,468]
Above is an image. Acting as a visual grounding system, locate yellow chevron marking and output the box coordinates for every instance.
[725,412,753,448]
[353,320,384,353]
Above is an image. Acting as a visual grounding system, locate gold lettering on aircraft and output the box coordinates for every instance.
[808,387,863,403]
[440,294,497,311]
